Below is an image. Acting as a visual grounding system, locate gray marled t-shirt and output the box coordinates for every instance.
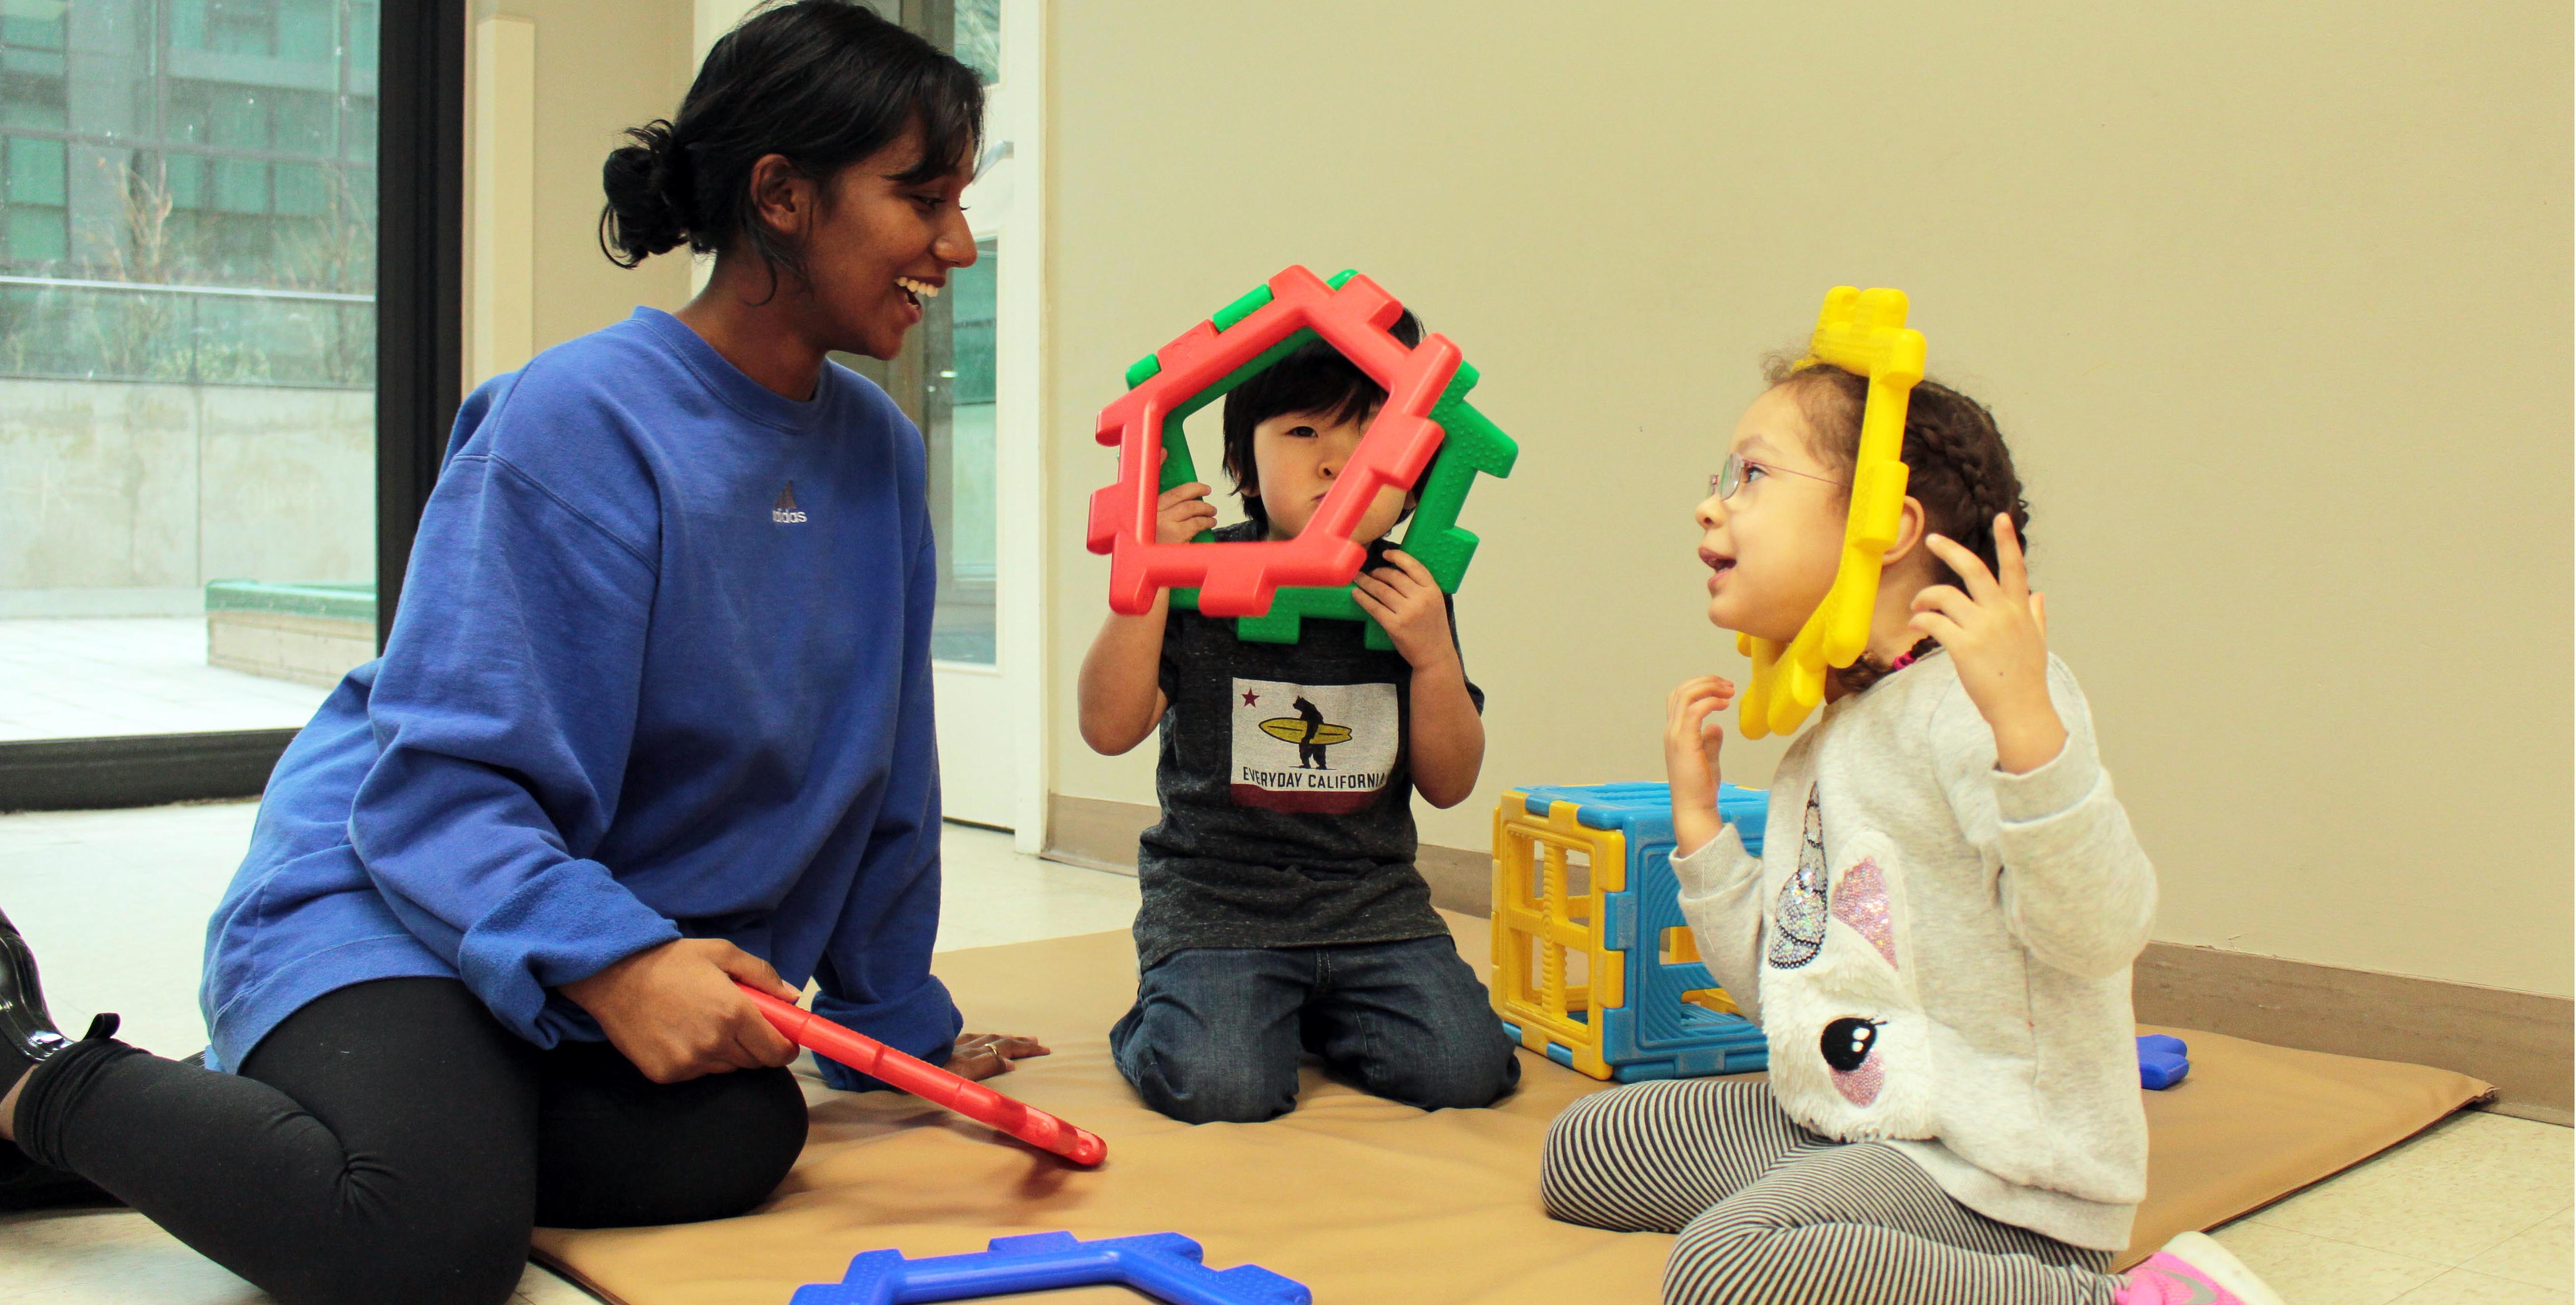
[1131,523,1482,971]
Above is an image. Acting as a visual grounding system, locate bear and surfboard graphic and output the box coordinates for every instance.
[1229,677,1396,814]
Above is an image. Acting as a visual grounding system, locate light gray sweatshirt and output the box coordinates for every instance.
[1673,650,2155,1250]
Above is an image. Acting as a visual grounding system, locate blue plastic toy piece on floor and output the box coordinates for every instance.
[2139,1034,2190,1090]
[789,1231,1311,1305]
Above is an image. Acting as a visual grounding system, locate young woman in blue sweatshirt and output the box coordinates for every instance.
[0,7,1032,1302]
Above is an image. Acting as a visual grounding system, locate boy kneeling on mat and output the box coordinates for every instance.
[1078,315,1519,1124]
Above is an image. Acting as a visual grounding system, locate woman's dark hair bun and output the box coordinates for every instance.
[600,119,694,269]
[597,1,984,288]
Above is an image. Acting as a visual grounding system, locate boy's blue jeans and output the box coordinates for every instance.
[1110,935,1521,1125]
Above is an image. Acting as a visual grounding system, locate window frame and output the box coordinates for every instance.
[0,0,461,813]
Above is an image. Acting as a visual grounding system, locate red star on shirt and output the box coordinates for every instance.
[1241,689,1260,706]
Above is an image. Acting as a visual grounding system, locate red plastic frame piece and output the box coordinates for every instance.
[1085,266,1461,618]
[737,984,1108,1167]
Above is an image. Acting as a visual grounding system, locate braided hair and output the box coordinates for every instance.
[1761,354,2031,694]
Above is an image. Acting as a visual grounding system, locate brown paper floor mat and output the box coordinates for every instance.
[535,914,2490,1304]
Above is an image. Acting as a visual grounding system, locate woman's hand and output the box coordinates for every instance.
[1664,674,1736,857]
[560,938,801,1084]
[1351,550,1456,672]
[1909,514,2066,773]
[948,1033,1052,1082]
[1157,482,1217,544]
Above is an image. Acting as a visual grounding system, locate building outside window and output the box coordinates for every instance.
[0,0,381,741]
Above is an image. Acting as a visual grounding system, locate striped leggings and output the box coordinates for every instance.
[1542,1080,2123,1305]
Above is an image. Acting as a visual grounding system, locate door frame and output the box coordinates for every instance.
[989,0,1050,852]
[377,0,471,647]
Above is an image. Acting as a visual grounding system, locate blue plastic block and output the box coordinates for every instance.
[791,1231,1310,1305]
[1516,781,1768,855]
[1511,782,1772,1080]
[2138,1034,2190,1091]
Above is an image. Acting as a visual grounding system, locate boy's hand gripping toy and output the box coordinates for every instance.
[1737,286,1926,738]
[1086,266,1516,648]
[736,984,1107,1167]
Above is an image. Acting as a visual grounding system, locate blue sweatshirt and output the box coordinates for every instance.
[200,308,958,1089]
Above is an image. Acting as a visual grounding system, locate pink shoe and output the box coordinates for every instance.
[2115,1232,2287,1305]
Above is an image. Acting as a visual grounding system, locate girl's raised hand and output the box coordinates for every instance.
[1663,674,1735,856]
[1908,514,2067,773]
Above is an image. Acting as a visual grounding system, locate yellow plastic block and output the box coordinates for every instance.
[1738,287,1925,739]
[1489,791,1626,1079]
[1657,927,1742,1016]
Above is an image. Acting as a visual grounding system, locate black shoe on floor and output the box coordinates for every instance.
[0,905,101,1089]
[0,907,125,1211]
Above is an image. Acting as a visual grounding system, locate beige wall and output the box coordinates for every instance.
[1044,3,2574,996]
[470,0,696,369]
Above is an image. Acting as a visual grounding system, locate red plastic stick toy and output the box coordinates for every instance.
[736,984,1108,1167]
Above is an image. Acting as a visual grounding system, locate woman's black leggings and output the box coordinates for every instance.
[9,977,807,1305]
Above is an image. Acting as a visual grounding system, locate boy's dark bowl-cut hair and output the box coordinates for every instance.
[599,0,983,297]
[1219,310,1425,534]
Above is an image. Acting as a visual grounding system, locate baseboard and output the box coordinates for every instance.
[2132,943,2570,1124]
[1043,793,1490,911]
[0,730,296,812]
[1415,842,1492,915]
[1043,793,2573,1125]
[1042,795,1150,877]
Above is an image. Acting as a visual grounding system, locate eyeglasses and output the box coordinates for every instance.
[1709,451,1848,501]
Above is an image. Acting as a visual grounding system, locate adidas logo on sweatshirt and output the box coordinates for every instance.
[772,483,807,524]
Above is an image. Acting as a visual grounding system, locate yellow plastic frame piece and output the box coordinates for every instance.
[1657,927,1742,1016]
[1737,286,1926,739]
[1489,792,1626,1079]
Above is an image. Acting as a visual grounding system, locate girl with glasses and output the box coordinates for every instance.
[1541,355,2284,1305]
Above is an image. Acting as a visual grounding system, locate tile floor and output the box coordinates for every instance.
[0,618,334,742]
[0,802,2566,1305]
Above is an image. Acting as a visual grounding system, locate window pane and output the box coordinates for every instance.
[346,2,377,76]
[6,135,66,205]
[0,0,379,741]
[274,162,327,216]
[165,153,208,208]
[0,9,66,51]
[3,203,65,263]
[954,0,1000,85]
[211,157,267,212]
[275,89,336,155]
[171,1,210,52]
[343,95,375,165]
[209,86,271,150]
[279,0,336,62]
[206,0,280,57]
[929,241,999,663]
[1,75,68,131]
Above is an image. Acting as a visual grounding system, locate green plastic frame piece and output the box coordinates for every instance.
[1128,269,1519,648]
